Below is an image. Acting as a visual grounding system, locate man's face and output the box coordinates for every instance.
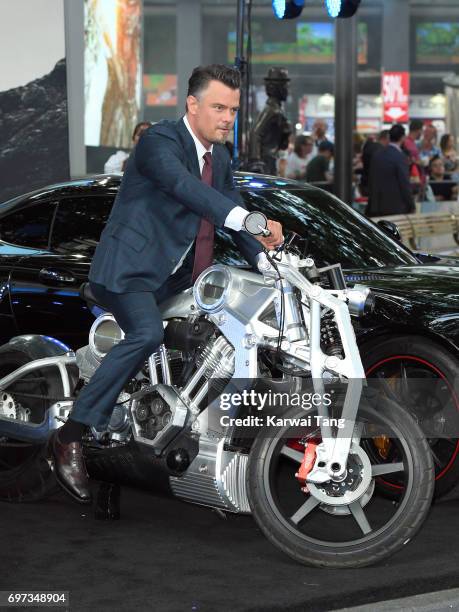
[303,140,313,155]
[186,80,240,147]
[424,125,436,142]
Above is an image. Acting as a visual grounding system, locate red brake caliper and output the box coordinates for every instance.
[293,439,319,493]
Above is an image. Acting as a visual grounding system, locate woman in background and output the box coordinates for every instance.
[440,133,458,176]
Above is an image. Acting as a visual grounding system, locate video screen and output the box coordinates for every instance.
[84,0,142,148]
[416,22,459,65]
[228,21,367,65]
[144,74,177,107]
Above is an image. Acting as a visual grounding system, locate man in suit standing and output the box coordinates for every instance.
[359,129,389,197]
[367,124,415,217]
[49,64,283,503]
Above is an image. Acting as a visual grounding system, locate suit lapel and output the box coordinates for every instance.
[177,118,225,190]
[176,118,201,179]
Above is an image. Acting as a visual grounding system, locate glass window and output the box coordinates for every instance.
[0,201,56,249]
[215,187,417,269]
[51,197,114,255]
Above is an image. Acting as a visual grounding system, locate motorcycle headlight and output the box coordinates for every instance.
[193,265,236,313]
[346,285,375,318]
[89,314,124,359]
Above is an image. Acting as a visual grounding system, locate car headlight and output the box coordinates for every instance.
[193,265,245,314]
[89,313,124,359]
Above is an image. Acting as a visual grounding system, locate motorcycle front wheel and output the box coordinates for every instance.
[247,393,434,568]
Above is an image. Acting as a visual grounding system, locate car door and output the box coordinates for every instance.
[10,196,114,350]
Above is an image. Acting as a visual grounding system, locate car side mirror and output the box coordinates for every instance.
[377,220,402,242]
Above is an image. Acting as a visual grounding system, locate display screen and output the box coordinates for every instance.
[144,74,177,107]
[228,21,367,65]
[416,22,459,65]
[84,0,142,147]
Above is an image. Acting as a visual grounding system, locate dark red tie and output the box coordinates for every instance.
[192,151,214,281]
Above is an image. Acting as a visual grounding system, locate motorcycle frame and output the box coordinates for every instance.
[0,355,76,442]
[0,255,366,483]
[191,255,365,483]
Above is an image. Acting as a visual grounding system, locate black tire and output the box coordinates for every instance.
[0,348,60,502]
[247,396,434,568]
[362,335,459,499]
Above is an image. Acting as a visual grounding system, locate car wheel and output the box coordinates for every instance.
[362,335,459,499]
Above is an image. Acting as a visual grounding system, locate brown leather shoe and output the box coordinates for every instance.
[48,431,92,504]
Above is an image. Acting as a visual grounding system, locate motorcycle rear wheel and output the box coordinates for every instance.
[0,348,59,502]
[247,393,434,568]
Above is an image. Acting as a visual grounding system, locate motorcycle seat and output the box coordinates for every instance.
[79,282,106,310]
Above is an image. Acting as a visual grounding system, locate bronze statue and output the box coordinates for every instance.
[248,67,292,175]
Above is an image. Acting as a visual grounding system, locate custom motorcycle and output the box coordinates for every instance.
[0,214,434,568]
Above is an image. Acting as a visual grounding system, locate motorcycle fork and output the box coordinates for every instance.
[307,299,364,483]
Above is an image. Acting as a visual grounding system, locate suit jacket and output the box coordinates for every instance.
[367,144,415,217]
[89,118,263,292]
[360,139,383,191]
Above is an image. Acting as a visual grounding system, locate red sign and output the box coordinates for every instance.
[382,72,410,123]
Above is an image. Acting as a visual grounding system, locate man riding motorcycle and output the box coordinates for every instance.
[50,63,283,503]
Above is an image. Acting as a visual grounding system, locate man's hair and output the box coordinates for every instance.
[409,119,423,133]
[187,64,241,103]
[379,129,390,141]
[389,124,406,143]
[318,141,334,154]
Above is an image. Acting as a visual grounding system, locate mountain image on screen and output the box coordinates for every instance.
[0,59,70,203]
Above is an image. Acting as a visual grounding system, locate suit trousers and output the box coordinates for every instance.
[70,265,192,429]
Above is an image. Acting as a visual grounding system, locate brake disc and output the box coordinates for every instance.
[307,443,374,514]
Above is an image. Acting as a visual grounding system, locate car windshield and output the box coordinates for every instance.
[215,186,418,269]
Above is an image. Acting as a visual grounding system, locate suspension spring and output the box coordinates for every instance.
[321,312,344,358]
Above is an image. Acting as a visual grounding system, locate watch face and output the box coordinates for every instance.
[244,211,268,236]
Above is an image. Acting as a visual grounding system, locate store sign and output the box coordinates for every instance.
[382,72,410,123]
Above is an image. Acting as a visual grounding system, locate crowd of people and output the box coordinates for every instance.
[277,118,458,217]
[358,120,458,216]
[278,119,335,184]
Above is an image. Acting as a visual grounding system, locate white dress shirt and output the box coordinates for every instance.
[183,115,248,230]
[171,116,250,274]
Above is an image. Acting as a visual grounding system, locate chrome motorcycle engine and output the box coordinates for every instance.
[77,315,234,448]
[130,323,235,452]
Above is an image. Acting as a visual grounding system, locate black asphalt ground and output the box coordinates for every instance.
[1,484,458,612]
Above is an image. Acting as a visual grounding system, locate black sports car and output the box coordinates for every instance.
[0,173,458,495]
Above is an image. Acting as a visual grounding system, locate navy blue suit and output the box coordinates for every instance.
[89,118,262,292]
[71,118,262,429]
[367,144,415,217]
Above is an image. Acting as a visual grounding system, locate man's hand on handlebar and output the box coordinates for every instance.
[254,220,284,250]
